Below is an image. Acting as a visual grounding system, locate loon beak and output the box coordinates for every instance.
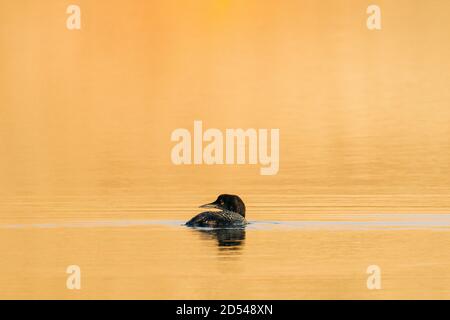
[199,201,221,210]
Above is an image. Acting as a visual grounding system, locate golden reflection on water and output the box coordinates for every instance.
[1,218,450,299]
[1,0,450,299]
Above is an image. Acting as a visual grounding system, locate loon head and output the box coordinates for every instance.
[199,194,246,217]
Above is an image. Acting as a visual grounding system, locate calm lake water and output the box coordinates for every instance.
[1,0,450,299]
[1,206,450,299]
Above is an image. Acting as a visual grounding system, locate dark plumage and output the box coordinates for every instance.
[185,194,247,228]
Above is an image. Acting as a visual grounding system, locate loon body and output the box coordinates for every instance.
[186,194,247,228]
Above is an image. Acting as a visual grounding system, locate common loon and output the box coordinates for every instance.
[186,194,247,228]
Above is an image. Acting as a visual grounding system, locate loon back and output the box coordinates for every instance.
[186,210,246,228]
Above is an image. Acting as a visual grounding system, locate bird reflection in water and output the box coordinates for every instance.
[192,227,246,250]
